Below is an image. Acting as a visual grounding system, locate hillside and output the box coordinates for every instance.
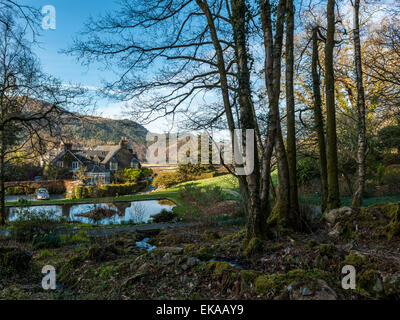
[63,115,149,160]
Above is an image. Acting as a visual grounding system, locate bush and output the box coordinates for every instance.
[10,210,63,242]
[0,247,32,272]
[114,168,153,183]
[297,158,320,186]
[152,209,176,223]
[32,232,62,249]
[153,171,186,188]
[72,181,148,199]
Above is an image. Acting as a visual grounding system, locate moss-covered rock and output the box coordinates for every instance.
[183,244,196,255]
[240,270,261,293]
[326,202,400,240]
[194,247,214,261]
[342,251,367,268]
[254,269,333,299]
[358,269,384,298]
[201,230,220,240]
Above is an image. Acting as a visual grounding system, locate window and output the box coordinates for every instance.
[110,161,118,171]
[57,161,63,168]
[131,161,139,169]
[72,161,79,171]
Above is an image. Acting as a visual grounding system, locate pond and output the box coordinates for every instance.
[6,199,176,225]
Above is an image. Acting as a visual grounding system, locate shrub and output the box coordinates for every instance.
[0,247,32,272]
[10,210,63,242]
[72,181,148,199]
[32,232,62,249]
[115,168,153,183]
[296,157,320,186]
[153,171,186,187]
[152,209,176,223]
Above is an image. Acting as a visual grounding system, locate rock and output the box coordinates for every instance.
[162,253,174,265]
[137,262,150,274]
[186,257,201,267]
[123,273,145,286]
[325,207,354,226]
[286,279,337,300]
[158,246,184,254]
[181,264,188,271]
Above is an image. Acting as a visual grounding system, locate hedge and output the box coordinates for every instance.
[5,181,66,196]
[71,180,149,199]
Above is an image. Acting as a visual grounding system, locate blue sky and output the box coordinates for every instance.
[23,0,170,132]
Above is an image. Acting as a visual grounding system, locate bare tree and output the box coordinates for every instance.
[0,14,89,224]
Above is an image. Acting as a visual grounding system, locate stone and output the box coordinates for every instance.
[162,253,174,265]
[158,246,184,254]
[137,262,150,274]
[325,207,354,225]
[186,257,201,267]
[286,279,337,300]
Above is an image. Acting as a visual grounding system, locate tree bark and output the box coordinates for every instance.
[351,0,367,208]
[196,0,267,238]
[230,0,265,239]
[312,27,329,213]
[285,0,299,214]
[325,0,341,211]
[259,0,295,231]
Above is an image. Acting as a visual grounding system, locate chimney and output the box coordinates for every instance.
[119,137,128,149]
[63,142,72,151]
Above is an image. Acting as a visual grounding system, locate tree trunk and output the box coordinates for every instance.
[325,0,341,211]
[285,0,299,215]
[259,0,295,232]
[312,27,329,213]
[196,0,268,239]
[352,0,367,208]
[0,133,5,225]
[230,0,265,239]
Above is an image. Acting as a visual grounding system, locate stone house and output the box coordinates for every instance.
[49,137,141,185]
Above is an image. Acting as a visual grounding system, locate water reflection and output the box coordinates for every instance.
[7,199,176,225]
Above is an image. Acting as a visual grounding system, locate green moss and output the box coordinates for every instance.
[240,270,260,292]
[306,239,319,249]
[243,237,262,258]
[342,252,367,268]
[205,261,234,275]
[267,198,292,234]
[265,243,285,253]
[183,244,196,255]
[387,221,400,240]
[201,230,220,240]
[358,269,383,297]
[254,269,332,296]
[319,244,336,257]
[194,247,214,261]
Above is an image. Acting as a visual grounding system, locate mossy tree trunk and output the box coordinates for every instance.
[285,0,299,216]
[259,0,297,232]
[197,0,268,240]
[352,0,367,208]
[325,0,341,211]
[312,27,329,213]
